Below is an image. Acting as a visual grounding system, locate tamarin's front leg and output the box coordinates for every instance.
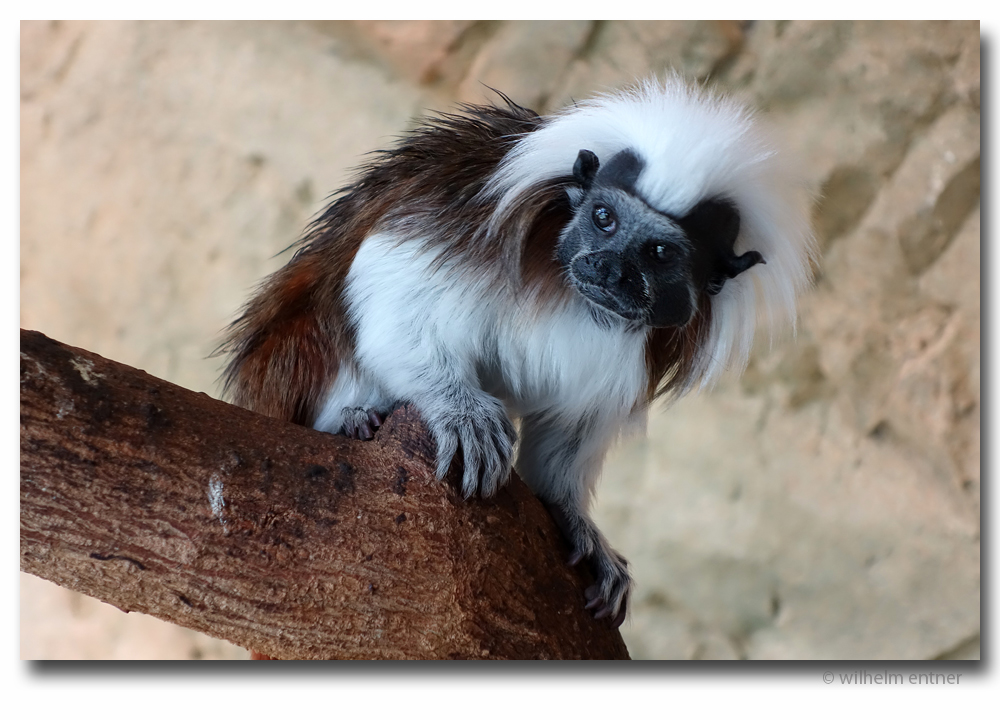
[346,239,518,497]
[516,412,633,627]
[351,347,517,496]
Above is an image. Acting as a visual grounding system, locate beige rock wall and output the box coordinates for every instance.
[20,20,979,660]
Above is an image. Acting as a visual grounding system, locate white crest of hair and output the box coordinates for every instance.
[484,74,816,390]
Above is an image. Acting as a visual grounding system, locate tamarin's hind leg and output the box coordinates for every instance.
[517,412,633,627]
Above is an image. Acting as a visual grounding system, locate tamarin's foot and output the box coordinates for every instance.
[577,551,631,629]
[547,501,632,627]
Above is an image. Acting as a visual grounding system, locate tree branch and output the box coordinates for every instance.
[19,329,629,660]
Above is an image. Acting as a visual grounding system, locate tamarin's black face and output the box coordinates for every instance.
[558,149,765,328]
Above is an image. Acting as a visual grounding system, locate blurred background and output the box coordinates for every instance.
[20,20,980,660]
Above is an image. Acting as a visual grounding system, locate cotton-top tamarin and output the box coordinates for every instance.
[220,77,815,627]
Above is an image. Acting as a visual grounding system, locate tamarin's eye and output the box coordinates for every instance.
[592,206,617,233]
[650,243,680,264]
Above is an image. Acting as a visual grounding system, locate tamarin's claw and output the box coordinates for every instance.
[583,585,628,627]
[584,547,631,627]
[341,407,384,440]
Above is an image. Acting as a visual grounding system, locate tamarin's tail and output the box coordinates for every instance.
[218,251,346,427]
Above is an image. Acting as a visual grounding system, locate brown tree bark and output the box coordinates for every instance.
[20,329,630,660]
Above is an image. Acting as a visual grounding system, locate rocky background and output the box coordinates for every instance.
[20,20,980,660]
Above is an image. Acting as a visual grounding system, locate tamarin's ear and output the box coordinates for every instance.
[573,149,600,190]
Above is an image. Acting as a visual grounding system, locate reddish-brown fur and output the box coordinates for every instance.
[220,253,344,425]
[644,295,713,402]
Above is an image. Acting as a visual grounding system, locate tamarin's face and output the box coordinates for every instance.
[557,149,764,328]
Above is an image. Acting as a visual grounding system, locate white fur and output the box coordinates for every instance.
[338,232,648,420]
[316,232,647,505]
[484,75,816,389]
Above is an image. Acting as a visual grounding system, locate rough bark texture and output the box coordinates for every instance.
[19,329,629,660]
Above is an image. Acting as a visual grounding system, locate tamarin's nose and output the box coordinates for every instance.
[572,250,622,286]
